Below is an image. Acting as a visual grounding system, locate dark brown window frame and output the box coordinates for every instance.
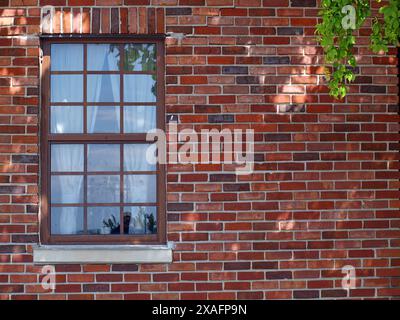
[40,35,166,245]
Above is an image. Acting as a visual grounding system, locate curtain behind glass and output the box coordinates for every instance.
[51,144,84,234]
[124,106,156,133]
[50,106,83,134]
[87,51,120,132]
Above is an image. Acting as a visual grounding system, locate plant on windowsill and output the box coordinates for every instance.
[123,211,132,234]
[146,213,157,234]
[132,207,147,234]
[102,215,120,235]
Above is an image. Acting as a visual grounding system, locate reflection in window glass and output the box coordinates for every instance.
[124,44,156,71]
[50,106,83,134]
[123,206,157,235]
[51,207,84,235]
[87,44,120,71]
[51,75,83,102]
[88,207,120,235]
[124,75,156,102]
[87,106,120,133]
[124,175,156,203]
[88,144,120,172]
[124,106,156,133]
[51,175,84,204]
[87,75,120,103]
[51,144,84,172]
[87,175,120,203]
[51,44,83,71]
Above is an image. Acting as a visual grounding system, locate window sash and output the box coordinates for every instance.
[40,36,166,245]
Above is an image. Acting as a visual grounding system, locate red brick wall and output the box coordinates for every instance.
[0,0,399,299]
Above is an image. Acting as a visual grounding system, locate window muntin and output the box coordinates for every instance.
[41,38,165,244]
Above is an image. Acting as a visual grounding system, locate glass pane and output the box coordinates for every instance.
[124,175,156,203]
[51,207,84,235]
[51,175,84,204]
[50,106,83,133]
[88,144,120,172]
[51,75,83,102]
[124,206,157,235]
[87,175,120,203]
[124,106,156,133]
[124,75,156,102]
[87,106,120,133]
[124,44,156,71]
[88,207,120,235]
[87,44,120,71]
[51,144,84,172]
[124,144,156,171]
[51,44,83,71]
[87,75,120,103]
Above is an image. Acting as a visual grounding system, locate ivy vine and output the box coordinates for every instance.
[316,0,400,99]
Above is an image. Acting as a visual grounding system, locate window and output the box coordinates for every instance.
[40,37,165,245]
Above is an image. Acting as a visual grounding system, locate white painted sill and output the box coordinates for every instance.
[33,244,173,264]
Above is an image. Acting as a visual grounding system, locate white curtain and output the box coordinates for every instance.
[51,75,83,103]
[51,44,83,71]
[87,72,120,133]
[124,144,156,172]
[124,75,156,103]
[87,45,120,134]
[124,175,156,203]
[51,106,83,134]
[51,144,84,235]
[87,44,119,71]
[124,106,156,133]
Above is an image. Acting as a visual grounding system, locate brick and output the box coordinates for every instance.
[167,203,193,211]
[12,155,38,164]
[0,186,25,194]
[277,27,303,35]
[222,66,248,74]
[208,115,234,123]
[290,0,316,6]
[264,56,290,64]
[166,8,191,15]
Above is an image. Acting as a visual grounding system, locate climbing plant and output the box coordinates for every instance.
[316,0,400,99]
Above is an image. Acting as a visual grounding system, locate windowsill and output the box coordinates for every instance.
[32,243,173,264]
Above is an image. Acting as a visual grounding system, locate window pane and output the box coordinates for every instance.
[124,144,156,171]
[51,75,83,102]
[87,44,120,71]
[124,44,156,71]
[87,175,120,203]
[88,207,120,235]
[51,176,84,204]
[88,144,120,172]
[51,44,83,71]
[87,106,120,133]
[51,207,84,235]
[124,106,156,133]
[124,206,157,235]
[51,144,84,172]
[51,106,83,133]
[124,75,156,102]
[124,175,156,203]
[87,75,120,103]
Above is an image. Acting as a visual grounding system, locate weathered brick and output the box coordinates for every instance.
[222,66,248,74]
[264,56,290,64]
